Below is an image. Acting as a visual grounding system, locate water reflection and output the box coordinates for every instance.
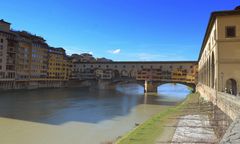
[0,83,190,125]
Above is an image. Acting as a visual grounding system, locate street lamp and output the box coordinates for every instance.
[221,72,224,92]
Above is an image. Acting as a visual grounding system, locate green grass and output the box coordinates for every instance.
[116,93,200,144]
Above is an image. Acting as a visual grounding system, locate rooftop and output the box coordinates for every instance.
[0,19,11,25]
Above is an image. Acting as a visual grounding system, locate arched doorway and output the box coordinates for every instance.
[226,79,237,95]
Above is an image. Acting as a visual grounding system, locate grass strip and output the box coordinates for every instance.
[116,92,199,144]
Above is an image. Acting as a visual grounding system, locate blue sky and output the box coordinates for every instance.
[1,0,239,61]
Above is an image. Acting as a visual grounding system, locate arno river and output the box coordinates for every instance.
[0,83,190,144]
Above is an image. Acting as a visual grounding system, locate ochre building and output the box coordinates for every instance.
[198,6,240,96]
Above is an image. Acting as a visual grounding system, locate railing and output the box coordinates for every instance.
[7,46,16,53]
[7,59,15,65]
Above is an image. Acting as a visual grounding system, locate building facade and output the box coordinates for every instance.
[0,20,71,89]
[198,7,240,96]
[0,20,17,89]
[72,62,198,83]
[48,47,70,81]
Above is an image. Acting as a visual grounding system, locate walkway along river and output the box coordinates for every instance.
[0,83,190,144]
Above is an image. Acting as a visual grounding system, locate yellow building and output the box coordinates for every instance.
[14,31,49,88]
[198,6,240,96]
[48,47,70,81]
[30,35,48,81]
[15,31,32,83]
[63,56,72,80]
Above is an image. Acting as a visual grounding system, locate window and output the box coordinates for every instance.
[225,26,236,38]
[0,39,3,43]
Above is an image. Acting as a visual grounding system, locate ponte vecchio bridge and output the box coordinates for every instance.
[72,61,198,93]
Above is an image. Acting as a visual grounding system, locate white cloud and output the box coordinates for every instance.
[88,51,93,55]
[108,49,121,54]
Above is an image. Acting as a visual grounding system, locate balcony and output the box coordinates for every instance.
[7,47,16,53]
[7,59,15,65]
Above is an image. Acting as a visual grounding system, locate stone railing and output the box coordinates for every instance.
[197,83,240,143]
[197,83,240,120]
[217,92,240,120]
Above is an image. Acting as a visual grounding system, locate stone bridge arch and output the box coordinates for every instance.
[120,69,129,77]
[144,81,196,93]
[157,82,196,92]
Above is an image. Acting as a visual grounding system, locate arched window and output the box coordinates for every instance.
[208,58,211,87]
[226,79,237,96]
[121,70,128,77]
[211,52,215,88]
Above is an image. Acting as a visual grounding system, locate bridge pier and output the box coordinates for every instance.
[144,80,158,94]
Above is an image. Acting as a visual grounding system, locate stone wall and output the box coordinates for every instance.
[0,81,67,90]
[197,83,217,105]
[197,83,240,143]
[197,83,240,120]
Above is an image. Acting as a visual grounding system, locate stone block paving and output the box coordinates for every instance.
[220,116,240,144]
[172,115,218,144]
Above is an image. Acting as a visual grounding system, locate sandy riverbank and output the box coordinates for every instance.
[117,92,232,144]
[0,104,172,144]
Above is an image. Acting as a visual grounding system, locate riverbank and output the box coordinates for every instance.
[116,92,233,144]
[0,84,188,144]
[116,92,220,144]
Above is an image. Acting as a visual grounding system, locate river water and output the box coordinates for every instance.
[0,83,190,144]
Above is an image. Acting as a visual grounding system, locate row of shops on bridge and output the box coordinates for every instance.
[71,67,198,84]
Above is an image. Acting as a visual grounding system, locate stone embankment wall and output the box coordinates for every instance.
[197,83,240,120]
[0,80,100,90]
[0,81,67,90]
[197,83,240,143]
